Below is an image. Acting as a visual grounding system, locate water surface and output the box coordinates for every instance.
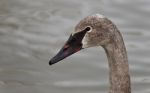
[0,0,150,93]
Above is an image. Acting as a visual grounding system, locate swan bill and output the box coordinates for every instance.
[49,35,83,65]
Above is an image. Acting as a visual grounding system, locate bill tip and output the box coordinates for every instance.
[49,60,53,65]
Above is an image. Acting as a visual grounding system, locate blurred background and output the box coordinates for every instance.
[0,0,150,93]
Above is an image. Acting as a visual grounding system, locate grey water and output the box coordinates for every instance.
[0,0,150,93]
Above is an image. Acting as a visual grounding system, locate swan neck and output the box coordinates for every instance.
[103,31,131,93]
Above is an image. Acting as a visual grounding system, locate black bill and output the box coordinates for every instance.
[49,27,90,65]
[49,34,82,65]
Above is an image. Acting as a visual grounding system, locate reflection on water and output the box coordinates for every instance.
[0,0,150,93]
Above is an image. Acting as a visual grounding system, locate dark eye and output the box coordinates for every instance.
[84,26,91,32]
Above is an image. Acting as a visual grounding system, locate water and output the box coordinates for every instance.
[0,0,150,93]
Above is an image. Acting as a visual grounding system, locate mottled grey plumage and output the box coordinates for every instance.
[75,14,131,93]
[49,14,131,93]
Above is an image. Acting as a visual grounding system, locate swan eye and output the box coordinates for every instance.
[84,26,92,32]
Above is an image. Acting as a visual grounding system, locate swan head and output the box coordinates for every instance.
[74,14,115,48]
[49,14,115,65]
